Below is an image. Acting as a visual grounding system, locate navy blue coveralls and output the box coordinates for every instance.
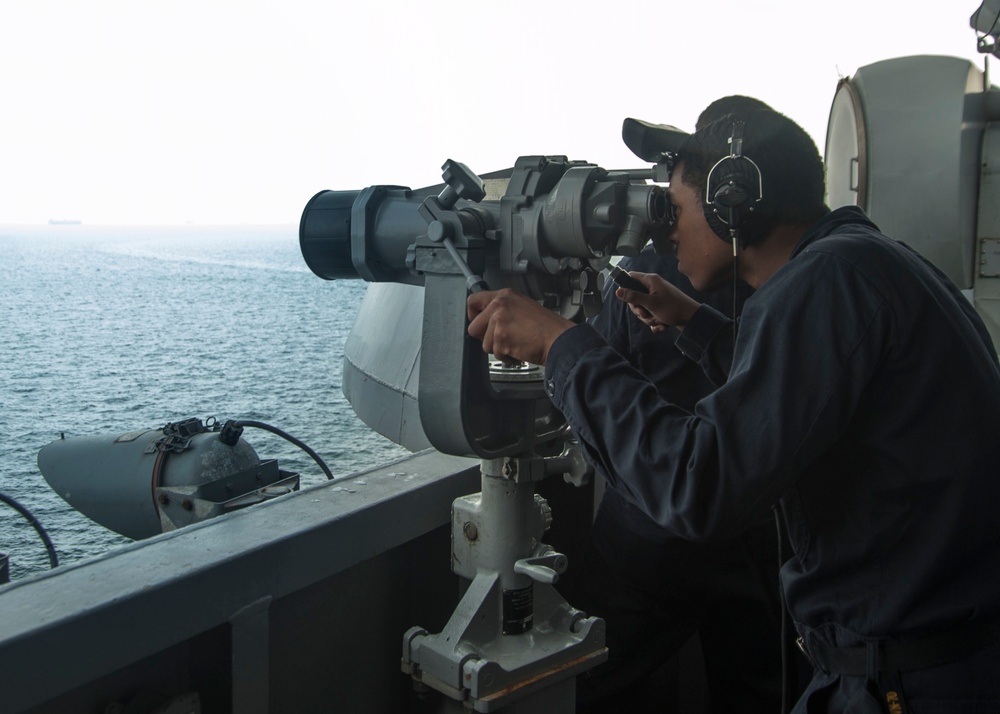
[545,207,1000,711]
[561,246,799,712]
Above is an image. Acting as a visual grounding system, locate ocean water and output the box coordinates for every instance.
[0,223,409,582]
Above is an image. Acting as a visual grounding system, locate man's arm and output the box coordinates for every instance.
[535,253,887,540]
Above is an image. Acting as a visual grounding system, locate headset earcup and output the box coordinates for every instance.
[703,201,733,242]
[705,155,762,245]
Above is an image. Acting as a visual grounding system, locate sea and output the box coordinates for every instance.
[0,223,410,582]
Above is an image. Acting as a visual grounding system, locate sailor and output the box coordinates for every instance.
[467,104,1000,712]
[563,96,804,713]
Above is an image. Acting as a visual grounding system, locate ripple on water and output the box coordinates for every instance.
[1,225,409,581]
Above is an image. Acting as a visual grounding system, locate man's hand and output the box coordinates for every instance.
[467,288,574,366]
[615,271,701,332]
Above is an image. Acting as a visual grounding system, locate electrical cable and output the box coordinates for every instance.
[728,260,796,712]
[0,490,60,570]
[773,504,791,714]
[729,233,743,369]
[230,420,335,480]
[732,240,741,346]
[973,1,1000,53]
[976,1,1000,39]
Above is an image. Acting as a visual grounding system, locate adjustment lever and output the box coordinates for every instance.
[422,159,491,293]
[514,552,568,585]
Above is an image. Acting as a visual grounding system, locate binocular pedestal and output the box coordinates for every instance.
[402,453,607,713]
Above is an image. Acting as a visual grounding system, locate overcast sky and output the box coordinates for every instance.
[0,1,987,225]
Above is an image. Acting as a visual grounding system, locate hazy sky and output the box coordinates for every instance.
[0,1,987,225]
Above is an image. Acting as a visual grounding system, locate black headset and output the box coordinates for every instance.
[702,121,763,247]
